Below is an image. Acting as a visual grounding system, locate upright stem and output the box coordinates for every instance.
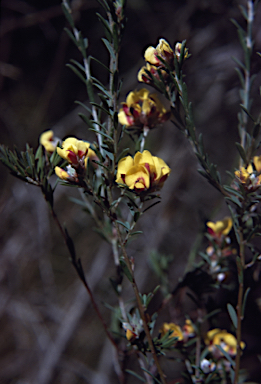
[239,0,253,166]
[233,229,245,384]
[114,222,167,384]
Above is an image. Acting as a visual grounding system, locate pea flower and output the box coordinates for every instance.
[122,313,143,341]
[118,89,170,133]
[137,62,165,84]
[205,328,245,358]
[116,150,171,192]
[207,217,232,237]
[160,322,184,342]
[235,156,261,190]
[54,165,77,181]
[138,38,188,84]
[174,42,189,61]
[182,319,195,341]
[55,137,98,182]
[57,137,96,167]
[39,130,60,153]
[144,38,174,67]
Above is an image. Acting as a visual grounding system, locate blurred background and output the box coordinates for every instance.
[1,0,261,383]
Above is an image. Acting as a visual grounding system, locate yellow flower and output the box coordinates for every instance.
[253,155,261,173]
[39,130,60,153]
[125,328,135,341]
[55,165,76,181]
[207,217,232,236]
[57,137,97,167]
[118,89,170,130]
[174,42,189,61]
[144,38,174,67]
[235,160,261,189]
[182,319,195,337]
[205,328,245,357]
[138,39,189,84]
[160,322,184,341]
[137,62,168,84]
[116,150,171,191]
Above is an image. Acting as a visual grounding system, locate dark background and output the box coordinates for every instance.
[1,0,261,383]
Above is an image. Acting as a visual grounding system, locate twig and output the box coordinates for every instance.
[114,221,167,384]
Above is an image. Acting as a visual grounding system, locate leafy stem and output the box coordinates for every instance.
[114,220,167,384]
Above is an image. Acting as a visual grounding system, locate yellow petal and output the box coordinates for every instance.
[125,165,150,189]
[160,322,183,341]
[137,66,147,82]
[55,166,69,180]
[141,98,153,115]
[116,156,134,184]
[39,130,57,152]
[118,109,130,125]
[137,88,150,100]
[144,46,158,65]
[134,150,154,166]
[253,155,261,173]
[157,38,173,55]
[207,217,232,235]
[153,156,170,180]
[126,91,139,106]
[56,146,67,159]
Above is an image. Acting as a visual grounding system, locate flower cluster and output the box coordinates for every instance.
[205,328,245,358]
[205,217,235,282]
[39,130,60,153]
[118,88,170,133]
[160,322,184,342]
[54,137,97,182]
[116,150,171,192]
[138,38,188,84]
[235,156,261,190]
[160,319,195,345]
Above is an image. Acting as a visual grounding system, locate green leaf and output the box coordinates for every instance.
[125,370,146,382]
[227,303,238,329]
[232,56,246,71]
[225,195,242,208]
[112,23,119,52]
[64,27,78,46]
[140,368,162,384]
[78,112,94,128]
[119,258,133,282]
[239,4,248,20]
[90,102,111,116]
[235,67,245,88]
[87,79,95,103]
[61,2,75,29]
[102,38,116,61]
[239,104,255,122]
[66,63,86,84]
[96,0,110,12]
[92,81,112,100]
[216,344,236,367]
[116,220,130,231]
[235,142,247,163]
[96,13,112,42]
[89,56,111,73]
[75,100,92,114]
